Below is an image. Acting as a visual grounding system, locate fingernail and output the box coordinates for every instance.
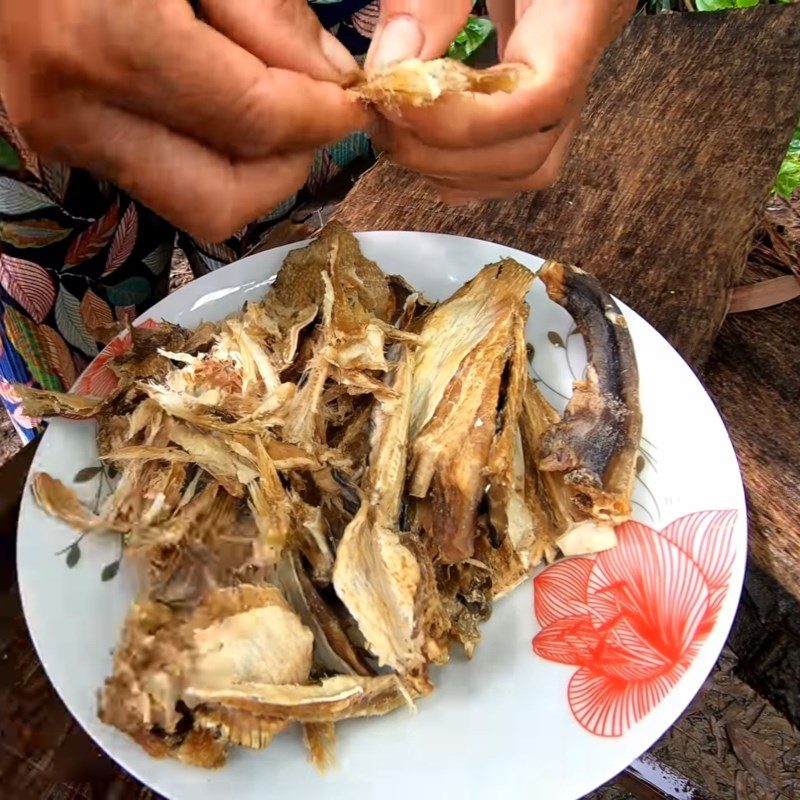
[373,16,424,69]
[320,30,360,78]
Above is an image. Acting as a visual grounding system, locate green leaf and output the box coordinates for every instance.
[66,542,81,568]
[773,121,800,199]
[695,0,759,9]
[0,136,21,171]
[101,560,121,582]
[636,454,646,475]
[547,331,565,348]
[74,465,102,483]
[448,16,494,62]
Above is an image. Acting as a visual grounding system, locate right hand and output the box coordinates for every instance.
[0,0,370,240]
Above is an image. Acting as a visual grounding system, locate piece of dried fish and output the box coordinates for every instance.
[409,259,535,562]
[357,59,535,108]
[333,343,424,676]
[29,222,641,770]
[18,386,106,418]
[537,260,643,527]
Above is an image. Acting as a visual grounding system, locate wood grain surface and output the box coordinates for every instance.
[706,252,800,727]
[337,4,800,367]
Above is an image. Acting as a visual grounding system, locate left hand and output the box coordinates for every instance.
[368,0,636,204]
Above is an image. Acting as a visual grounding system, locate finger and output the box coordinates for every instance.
[201,0,360,81]
[40,95,312,241]
[366,0,473,71]
[380,121,562,180]
[503,0,635,90]
[431,117,577,198]
[83,2,369,159]
[382,82,580,151]
[485,0,515,57]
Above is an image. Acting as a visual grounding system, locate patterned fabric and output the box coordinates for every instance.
[0,1,379,441]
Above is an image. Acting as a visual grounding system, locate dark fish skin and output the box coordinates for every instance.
[537,261,642,521]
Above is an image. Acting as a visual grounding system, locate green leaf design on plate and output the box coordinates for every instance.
[74,465,102,483]
[547,331,565,348]
[101,560,121,582]
[636,454,646,475]
[526,342,535,364]
[66,542,81,568]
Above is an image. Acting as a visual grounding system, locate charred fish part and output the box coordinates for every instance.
[410,258,535,439]
[486,311,532,554]
[537,260,642,524]
[277,552,372,678]
[519,376,618,559]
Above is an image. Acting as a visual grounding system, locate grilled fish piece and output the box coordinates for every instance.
[184,674,411,723]
[267,220,395,324]
[99,585,313,758]
[409,259,535,562]
[333,342,424,675]
[537,261,642,526]
[278,551,372,678]
[18,385,106,418]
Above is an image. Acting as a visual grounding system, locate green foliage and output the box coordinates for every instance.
[774,121,800,198]
[448,16,494,62]
[695,0,761,9]
[638,0,790,10]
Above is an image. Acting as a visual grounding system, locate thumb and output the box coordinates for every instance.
[202,0,360,83]
[366,0,473,72]
[504,0,635,73]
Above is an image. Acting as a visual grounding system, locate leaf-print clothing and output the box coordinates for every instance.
[0,1,380,442]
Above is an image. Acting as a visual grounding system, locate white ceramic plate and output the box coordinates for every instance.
[17,232,746,800]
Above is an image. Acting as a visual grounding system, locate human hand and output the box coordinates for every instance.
[368,0,636,203]
[0,0,370,239]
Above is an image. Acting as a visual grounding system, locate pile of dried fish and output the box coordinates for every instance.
[21,222,641,770]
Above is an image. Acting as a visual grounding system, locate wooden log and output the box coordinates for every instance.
[703,254,800,728]
[337,4,800,367]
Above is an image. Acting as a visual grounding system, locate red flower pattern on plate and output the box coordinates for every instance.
[72,318,157,398]
[532,510,737,737]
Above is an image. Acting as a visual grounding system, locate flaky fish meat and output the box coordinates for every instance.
[357,59,535,108]
[408,259,535,562]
